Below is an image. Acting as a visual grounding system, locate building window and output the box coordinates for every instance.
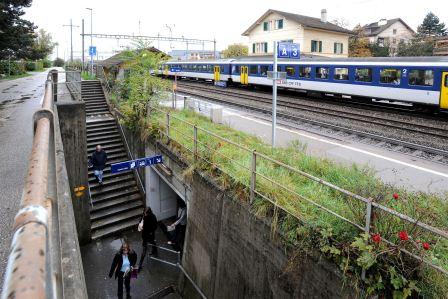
[392,38,397,44]
[355,68,372,82]
[275,19,284,29]
[334,67,349,80]
[249,65,258,74]
[393,29,397,35]
[299,66,311,78]
[263,22,268,31]
[286,66,295,77]
[378,38,385,47]
[334,43,343,54]
[311,40,322,52]
[253,42,268,54]
[316,67,329,79]
[380,68,401,84]
[408,70,434,86]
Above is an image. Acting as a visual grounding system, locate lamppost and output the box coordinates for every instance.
[86,7,93,77]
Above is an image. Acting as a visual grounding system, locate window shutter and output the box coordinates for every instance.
[341,43,343,54]
[264,42,268,53]
[334,43,336,54]
[253,43,256,54]
[279,19,283,29]
[263,22,267,31]
[319,41,322,52]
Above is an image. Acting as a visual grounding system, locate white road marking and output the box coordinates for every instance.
[229,112,448,179]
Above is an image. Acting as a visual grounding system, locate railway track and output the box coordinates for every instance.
[175,81,448,165]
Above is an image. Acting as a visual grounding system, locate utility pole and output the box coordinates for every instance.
[63,19,79,63]
[213,38,216,58]
[86,8,93,77]
[82,19,85,72]
[272,41,278,148]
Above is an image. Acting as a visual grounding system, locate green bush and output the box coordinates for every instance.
[25,61,36,71]
[42,59,51,68]
[53,58,64,67]
[0,60,26,76]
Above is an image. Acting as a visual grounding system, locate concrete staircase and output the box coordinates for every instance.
[82,80,144,240]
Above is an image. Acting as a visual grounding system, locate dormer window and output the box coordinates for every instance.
[263,19,284,31]
[275,19,284,29]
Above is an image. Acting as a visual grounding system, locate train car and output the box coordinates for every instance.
[163,56,448,111]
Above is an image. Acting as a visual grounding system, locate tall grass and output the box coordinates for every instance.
[143,107,448,297]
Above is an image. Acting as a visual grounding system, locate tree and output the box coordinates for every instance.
[331,18,350,29]
[222,44,248,58]
[397,38,434,56]
[29,29,55,60]
[417,12,447,37]
[53,58,64,67]
[349,25,372,57]
[369,41,390,57]
[0,0,36,60]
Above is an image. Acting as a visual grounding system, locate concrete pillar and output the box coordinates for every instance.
[51,70,58,102]
[56,102,91,244]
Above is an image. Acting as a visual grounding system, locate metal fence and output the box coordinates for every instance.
[65,69,82,101]
[149,104,448,278]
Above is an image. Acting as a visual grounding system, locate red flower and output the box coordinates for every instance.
[422,242,430,250]
[398,231,409,241]
[393,193,399,200]
[372,234,381,244]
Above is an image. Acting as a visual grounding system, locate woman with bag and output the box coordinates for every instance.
[138,207,158,271]
[109,242,137,299]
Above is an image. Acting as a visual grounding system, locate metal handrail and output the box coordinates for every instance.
[2,71,56,298]
[149,104,448,276]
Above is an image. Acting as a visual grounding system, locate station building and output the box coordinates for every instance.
[242,9,353,58]
[361,18,415,56]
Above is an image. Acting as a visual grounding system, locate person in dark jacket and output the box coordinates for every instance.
[138,207,158,271]
[89,144,107,185]
[109,242,137,299]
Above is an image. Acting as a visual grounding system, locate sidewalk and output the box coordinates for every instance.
[81,229,181,299]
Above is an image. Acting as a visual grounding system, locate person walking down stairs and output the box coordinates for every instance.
[89,144,108,185]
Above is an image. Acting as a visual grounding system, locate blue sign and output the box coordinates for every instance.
[111,155,163,174]
[277,42,300,59]
[214,81,227,88]
[89,46,97,56]
[170,67,181,72]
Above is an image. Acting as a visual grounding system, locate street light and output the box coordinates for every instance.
[86,7,93,77]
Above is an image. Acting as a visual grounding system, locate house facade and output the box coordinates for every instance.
[242,9,352,58]
[361,18,415,56]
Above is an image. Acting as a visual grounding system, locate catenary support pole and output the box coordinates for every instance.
[272,41,278,148]
[82,19,85,72]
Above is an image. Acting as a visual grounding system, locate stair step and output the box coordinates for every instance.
[87,129,119,137]
[91,217,140,240]
[87,143,124,153]
[87,124,117,133]
[86,120,116,129]
[91,194,142,213]
[92,187,139,204]
[88,171,134,183]
[87,147,125,156]
[91,201,143,221]
[87,151,127,161]
[91,208,142,230]
[87,140,123,149]
[89,173,134,190]
[87,134,121,143]
[90,180,136,196]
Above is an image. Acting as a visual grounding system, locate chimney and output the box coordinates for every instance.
[321,9,327,23]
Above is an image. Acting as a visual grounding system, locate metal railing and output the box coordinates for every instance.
[2,72,57,298]
[149,104,448,278]
[147,245,207,299]
[65,69,82,101]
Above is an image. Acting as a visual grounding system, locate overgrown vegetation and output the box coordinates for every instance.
[109,51,447,297]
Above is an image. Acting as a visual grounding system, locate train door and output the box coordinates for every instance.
[240,66,248,85]
[441,72,448,109]
[214,66,220,81]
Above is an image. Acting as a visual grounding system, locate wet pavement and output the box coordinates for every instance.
[0,71,49,292]
[81,229,180,299]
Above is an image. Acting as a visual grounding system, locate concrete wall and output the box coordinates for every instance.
[57,102,91,244]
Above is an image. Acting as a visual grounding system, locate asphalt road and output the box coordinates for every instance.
[0,71,47,293]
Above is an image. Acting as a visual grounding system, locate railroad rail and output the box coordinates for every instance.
[176,81,448,165]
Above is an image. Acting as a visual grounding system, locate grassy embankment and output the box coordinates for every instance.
[138,105,447,297]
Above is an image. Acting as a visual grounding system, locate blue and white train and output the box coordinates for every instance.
[162,56,448,111]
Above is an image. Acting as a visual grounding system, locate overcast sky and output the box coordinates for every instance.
[23,0,447,60]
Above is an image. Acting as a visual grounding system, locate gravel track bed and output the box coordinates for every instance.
[177,83,448,152]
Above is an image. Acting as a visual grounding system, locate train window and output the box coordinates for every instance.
[334,68,349,80]
[355,68,372,82]
[446,74,448,87]
[260,65,269,76]
[380,68,401,84]
[234,65,240,74]
[220,66,225,74]
[286,66,295,77]
[299,66,311,78]
[277,66,282,72]
[408,70,434,86]
[249,65,258,74]
[316,67,329,79]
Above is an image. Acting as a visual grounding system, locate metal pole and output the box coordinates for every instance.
[213,38,216,59]
[166,113,170,139]
[361,199,373,280]
[272,41,278,148]
[250,150,257,203]
[8,54,10,77]
[70,19,73,63]
[193,125,198,162]
[174,74,177,108]
[82,19,85,72]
